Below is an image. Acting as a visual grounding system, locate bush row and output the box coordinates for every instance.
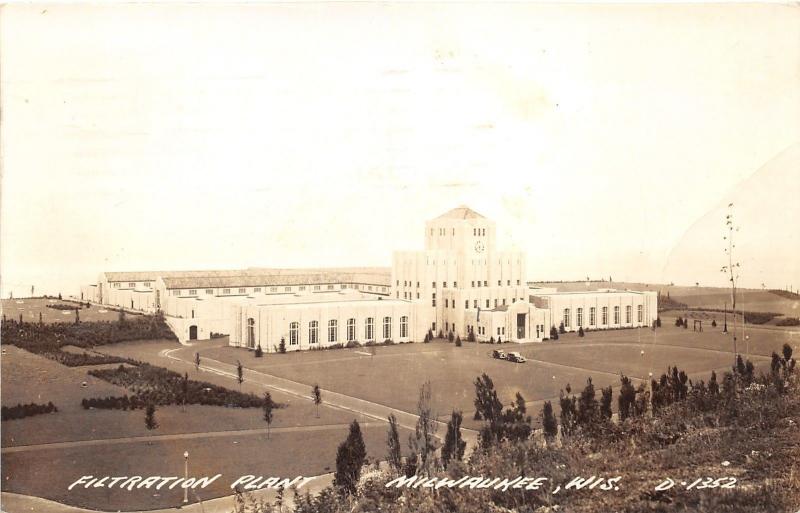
[2,402,58,421]
[45,303,83,311]
[775,317,800,327]
[88,363,279,409]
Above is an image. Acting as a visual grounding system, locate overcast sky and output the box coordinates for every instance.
[1,3,798,297]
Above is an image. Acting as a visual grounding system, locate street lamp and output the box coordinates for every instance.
[183,451,189,504]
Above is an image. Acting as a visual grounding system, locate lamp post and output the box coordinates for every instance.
[183,451,189,504]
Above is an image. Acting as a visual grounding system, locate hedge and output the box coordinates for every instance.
[2,402,58,421]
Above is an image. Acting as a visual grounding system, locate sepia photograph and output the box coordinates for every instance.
[1,2,799,513]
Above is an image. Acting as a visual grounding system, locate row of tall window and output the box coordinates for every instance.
[562,304,644,328]
[250,316,410,346]
[174,284,388,297]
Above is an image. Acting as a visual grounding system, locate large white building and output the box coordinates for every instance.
[84,207,657,347]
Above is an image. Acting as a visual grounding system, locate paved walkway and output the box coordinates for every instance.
[1,422,382,454]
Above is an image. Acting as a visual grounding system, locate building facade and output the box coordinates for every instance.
[86,207,657,345]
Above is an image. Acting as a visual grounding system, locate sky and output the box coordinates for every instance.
[1,3,799,297]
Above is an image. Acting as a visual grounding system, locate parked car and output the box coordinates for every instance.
[506,352,527,363]
[492,349,507,360]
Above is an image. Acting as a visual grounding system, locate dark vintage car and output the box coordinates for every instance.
[492,349,507,360]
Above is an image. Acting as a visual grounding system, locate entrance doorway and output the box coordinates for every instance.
[189,325,198,340]
[516,314,526,340]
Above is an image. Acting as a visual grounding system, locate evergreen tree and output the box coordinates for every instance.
[656,317,662,328]
[675,316,683,327]
[144,403,158,432]
[600,385,613,420]
[559,322,566,334]
[455,335,462,347]
[448,331,454,342]
[577,377,598,428]
[409,381,438,474]
[618,375,636,421]
[334,420,367,496]
[558,385,578,436]
[541,400,558,439]
[386,413,402,472]
[255,344,263,357]
[501,392,532,442]
[441,410,466,468]
[194,352,201,371]
[279,337,287,353]
[550,326,559,340]
[578,326,585,337]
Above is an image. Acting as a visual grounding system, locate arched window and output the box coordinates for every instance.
[400,316,408,338]
[289,322,299,345]
[563,308,571,328]
[347,318,356,342]
[383,316,392,340]
[365,317,374,341]
[328,319,338,343]
[309,320,318,344]
[247,318,255,348]
[576,308,583,327]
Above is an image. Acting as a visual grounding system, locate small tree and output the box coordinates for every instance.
[558,385,577,437]
[278,337,287,354]
[559,322,566,334]
[312,384,322,418]
[576,377,598,428]
[144,403,158,433]
[423,333,430,343]
[236,360,244,390]
[675,316,683,327]
[181,372,189,413]
[618,375,636,421]
[489,336,495,344]
[656,317,662,328]
[577,326,585,337]
[455,335,462,347]
[441,410,466,468]
[75,309,80,324]
[386,413,402,472]
[334,420,367,496]
[194,352,201,371]
[448,331,454,343]
[711,319,717,328]
[255,344,263,357]
[550,326,559,340]
[467,328,476,343]
[263,392,275,439]
[541,400,558,439]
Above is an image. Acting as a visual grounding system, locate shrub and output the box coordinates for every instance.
[447,331,454,343]
[345,340,361,348]
[455,336,462,347]
[776,317,800,327]
[558,322,566,334]
[489,336,495,344]
[675,316,683,327]
[549,326,559,340]
[278,337,287,353]
[254,344,263,357]
[45,303,82,311]
[578,326,585,337]
[711,319,717,327]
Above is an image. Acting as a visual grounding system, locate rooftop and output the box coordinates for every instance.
[435,206,485,220]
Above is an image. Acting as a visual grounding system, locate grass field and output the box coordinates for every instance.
[1,298,126,324]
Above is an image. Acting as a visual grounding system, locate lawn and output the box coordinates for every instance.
[1,423,410,511]
[1,343,359,447]
[1,298,125,324]
[193,323,797,431]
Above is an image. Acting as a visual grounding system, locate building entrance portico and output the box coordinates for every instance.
[516,313,526,340]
